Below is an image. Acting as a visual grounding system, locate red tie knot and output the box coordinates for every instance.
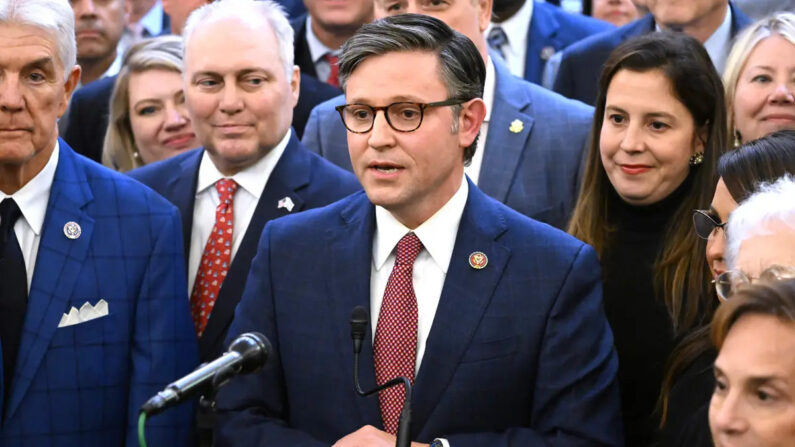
[216,179,239,204]
[395,232,422,266]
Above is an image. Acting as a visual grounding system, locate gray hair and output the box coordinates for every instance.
[337,14,485,164]
[726,175,795,269]
[0,0,77,79]
[182,0,295,79]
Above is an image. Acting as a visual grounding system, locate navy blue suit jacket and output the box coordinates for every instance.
[522,2,613,85]
[0,140,198,446]
[302,56,593,229]
[214,180,623,446]
[128,132,360,362]
[291,15,317,79]
[552,4,752,105]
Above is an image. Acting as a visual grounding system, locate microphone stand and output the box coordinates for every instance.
[351,307,412,447]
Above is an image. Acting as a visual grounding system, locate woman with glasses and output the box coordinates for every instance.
[567,32,725,445]
[709,278,795,447]
[660,131,795,445]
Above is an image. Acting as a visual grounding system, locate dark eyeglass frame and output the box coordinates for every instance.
[692,209,727,240]
[334,98,467,134]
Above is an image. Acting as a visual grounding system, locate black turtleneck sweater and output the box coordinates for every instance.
[601,177,694,446]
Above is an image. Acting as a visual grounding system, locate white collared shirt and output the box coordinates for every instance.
[466,57,496,186]
[485,0,534,79]
[188,130,291,292]
[655,5,733,74]
[370,174,469,374]
[305,16,338,84]
[0,141,59,290]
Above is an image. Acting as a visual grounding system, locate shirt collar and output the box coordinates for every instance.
[139,0,165,37]
[0,140,59,236]
[305,16,336,64]
[485,0,533,51]
[702,5,732,73]
[102,50,124,79]
[196,129,292,199]
[483,57,496,123]
[373,174,469,273]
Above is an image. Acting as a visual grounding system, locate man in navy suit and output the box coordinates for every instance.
[0,0,197,445]
[486,0,614,86]
[551,0,752,105]
[303,0,595,231]
[216,13,622,447]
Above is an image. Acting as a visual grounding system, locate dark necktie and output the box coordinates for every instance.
[0,198,28,401]
[487,27,508,60]
[373,232,423,434]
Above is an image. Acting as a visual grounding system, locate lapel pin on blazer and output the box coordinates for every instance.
[277,196,295,212]
[509,119,524,134]
[468,251,488,270]
[63,221,82,239]
[540,46,556,61]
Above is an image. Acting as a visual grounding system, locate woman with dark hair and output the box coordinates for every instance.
[659,130,795,446]
[567,31,726,445]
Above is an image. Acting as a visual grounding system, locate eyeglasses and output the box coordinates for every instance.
[693,209,726,239]
[335,99,466,134]
[714,265,795,301]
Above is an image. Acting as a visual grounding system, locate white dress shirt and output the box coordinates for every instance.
[188,130,291,292]
[466,57,496,186]
[305,16,338,84]
[370,174,469,374]
[656,5,733,74]
[485,0,533,79]
[0,141,59,290]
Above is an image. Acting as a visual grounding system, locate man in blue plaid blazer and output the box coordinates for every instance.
[0,0,198,445]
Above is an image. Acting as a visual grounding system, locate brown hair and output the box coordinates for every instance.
[568,32,726,334]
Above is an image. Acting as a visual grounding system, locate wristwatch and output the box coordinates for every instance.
[430,439,444,447]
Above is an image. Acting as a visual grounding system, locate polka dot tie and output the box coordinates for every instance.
[190,179,238,337]
[373,232,423,434]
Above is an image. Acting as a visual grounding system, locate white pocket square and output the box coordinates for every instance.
[58,299,109,328]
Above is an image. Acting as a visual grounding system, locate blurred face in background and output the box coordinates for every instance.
[732,35,795,144]
[71,0,125,62]
[710,313,795,447]
[592,0,640,27]
[646,0,725,29]
[304,0,373,39]
[600,68,703,206]
[162,0,210,34]
[128,68,199,164]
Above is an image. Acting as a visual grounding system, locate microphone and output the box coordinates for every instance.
[141,332,271,416]
[349,306,412,447]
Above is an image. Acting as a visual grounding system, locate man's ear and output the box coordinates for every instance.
[58,65,82,119]
[458,98,486,148]
[478,0,493,32]
[289,65,300,108]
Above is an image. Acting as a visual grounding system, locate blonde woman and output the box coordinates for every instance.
[103,35,199,171]
[724,12,795,147]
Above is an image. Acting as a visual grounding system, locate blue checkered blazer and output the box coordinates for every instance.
[0,140,198,446]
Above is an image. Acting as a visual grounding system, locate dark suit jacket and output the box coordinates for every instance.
[302,55,594,230]
[522,1,613,85]
[214,180,623,446]
[128,132,361,362]
[0,140,197,446]
[291,15,317,79]
[552,3,752,105]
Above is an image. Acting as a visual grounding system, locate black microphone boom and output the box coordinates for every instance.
[349,306,412,447]
[141,332,271,416]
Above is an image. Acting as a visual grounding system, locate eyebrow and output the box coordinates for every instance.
[24,57,55,73]
[191,68,269,81]
[604,105,676,120]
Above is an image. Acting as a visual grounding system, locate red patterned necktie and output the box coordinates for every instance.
[324,53,340,88]
[373,232,423,434]
[190,178,238,337]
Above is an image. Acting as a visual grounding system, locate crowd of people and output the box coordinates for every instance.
[0,0,793,446]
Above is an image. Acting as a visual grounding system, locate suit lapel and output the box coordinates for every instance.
[327,194,382,428]
[479,59,534,204]
[412,183,511,437]
[524,3,560,85]
[199,135,309,360]
[168,149,201,265]
[6,141,94,419]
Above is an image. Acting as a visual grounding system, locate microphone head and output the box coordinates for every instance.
[228,332,272,374]
[350,306,369,340]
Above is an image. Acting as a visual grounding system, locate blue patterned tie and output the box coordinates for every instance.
[487,27,508,59]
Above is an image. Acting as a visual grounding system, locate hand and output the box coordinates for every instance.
[332,425,429,447]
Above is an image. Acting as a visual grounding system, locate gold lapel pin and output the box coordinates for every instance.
[509,119,524,134]
[469,251,488,269]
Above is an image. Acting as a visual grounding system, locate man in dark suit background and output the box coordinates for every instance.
[551,0,752,105]
[215,12,622,447]
[487,0,614,86]
[291,0,373,86]
[0,0,197,444]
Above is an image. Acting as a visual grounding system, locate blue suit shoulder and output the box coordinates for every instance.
[535,1,615,43]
